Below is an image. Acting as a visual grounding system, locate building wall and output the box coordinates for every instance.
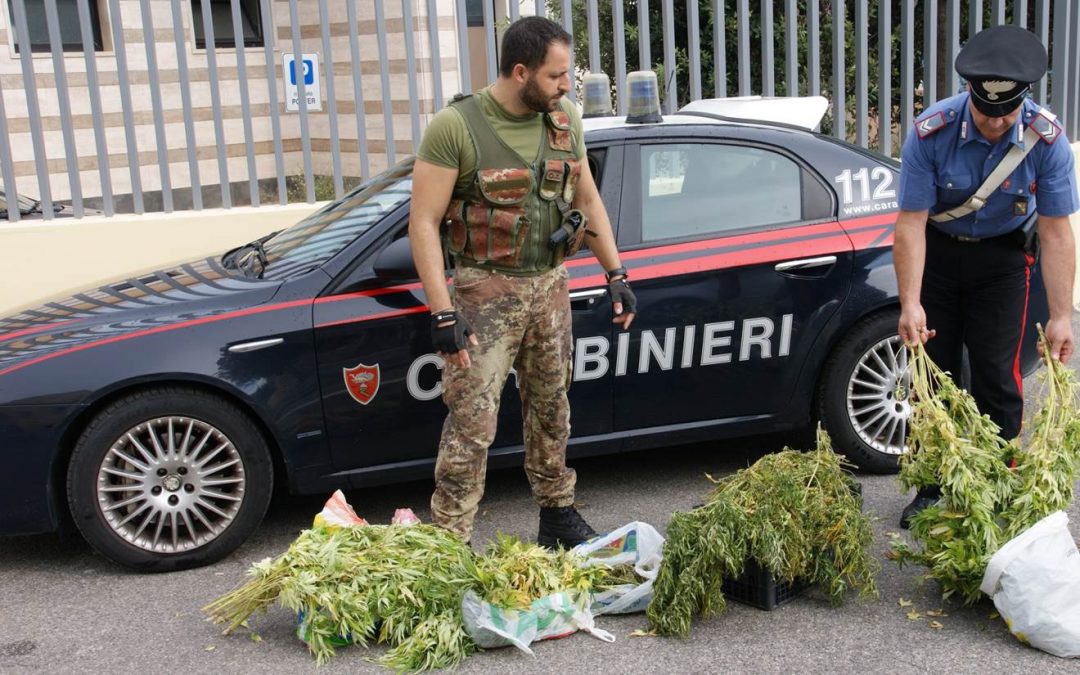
[0,0,462,206]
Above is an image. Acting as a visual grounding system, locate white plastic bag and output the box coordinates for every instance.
[571,521,665,615]
[461,590,614,655]
[980,511,1080,658]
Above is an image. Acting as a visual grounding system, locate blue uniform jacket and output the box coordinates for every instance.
[898,92,1079,239]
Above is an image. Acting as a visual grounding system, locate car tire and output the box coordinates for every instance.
[67,387,273,572]
[818,309,909,474]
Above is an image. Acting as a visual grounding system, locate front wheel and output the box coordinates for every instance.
[818,309,910,473]
[67,387,273,572]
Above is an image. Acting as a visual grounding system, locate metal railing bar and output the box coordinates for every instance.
[761,0,774,96]
[137,0,169,213]
[662,0,677,111]
[878,0,892,156]
[737,0,750,96]
[588,0,602,75]
[713,0,726,97]
[402,0,421,154]
[612,0,627,112]
[170,0,202,209]
[923,0,937,107]
[261,0,287,203]
[688,0,701,101]
[562,0,575,101]
[426,0,444,112]
[107,0,142,213]
[348,0,371,179]
[455,0,471,94]
[785,0,797,96]
[832,0,845,139]
[231,0,259,206]
[0,76,19,222]
[639,0,650,71]
[901,0,914,145]
[11,0,52,218]
[375,0,396,166]
[809,0,820,97]
[199,0,231,208]
[289,0,315,202]
[482,0,496,84]
[319,0,343,198]
[43,0,81,216]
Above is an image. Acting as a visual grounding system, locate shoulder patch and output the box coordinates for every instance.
[1030,109,1062,144]
[547,110,572,131]
[915,111,948,139]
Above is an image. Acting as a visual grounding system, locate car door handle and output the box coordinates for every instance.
[774,255,838,273]
[228,338,284,353]
[569,289,607,307]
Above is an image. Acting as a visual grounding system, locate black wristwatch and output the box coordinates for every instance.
[605,266,628,281]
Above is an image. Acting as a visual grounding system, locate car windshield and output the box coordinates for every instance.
[256,159,414,279]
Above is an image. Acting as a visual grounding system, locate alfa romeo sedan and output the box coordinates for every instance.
[0,97,1047,570]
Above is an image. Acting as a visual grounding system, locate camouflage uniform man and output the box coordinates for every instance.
[409,16,636,547]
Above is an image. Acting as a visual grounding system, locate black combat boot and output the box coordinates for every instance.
[537,506,597,549]
[899,485,941,529]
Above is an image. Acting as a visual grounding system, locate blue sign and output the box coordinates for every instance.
[289,59,315,86]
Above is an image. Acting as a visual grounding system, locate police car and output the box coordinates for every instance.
[0,91,1048,571]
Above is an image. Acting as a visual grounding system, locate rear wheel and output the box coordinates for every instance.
[819,309,910,473]
[67,387,273,571]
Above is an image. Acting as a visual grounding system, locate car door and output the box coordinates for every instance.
[314,148,620,479]
[612,137,850,431]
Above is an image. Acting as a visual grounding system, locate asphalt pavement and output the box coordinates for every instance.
[3,317,1080,675]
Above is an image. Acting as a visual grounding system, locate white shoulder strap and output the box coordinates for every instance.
[929,122,1041,223]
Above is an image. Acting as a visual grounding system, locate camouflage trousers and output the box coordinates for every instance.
[431,264,576,540]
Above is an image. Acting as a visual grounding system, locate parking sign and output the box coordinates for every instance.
[283,53,322,112]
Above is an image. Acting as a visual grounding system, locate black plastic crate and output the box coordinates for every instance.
[721,558,811,611]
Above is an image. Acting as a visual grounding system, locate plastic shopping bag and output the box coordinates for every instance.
[461,590,614,656]
[571,521,665,615]
[980,511,1080,658]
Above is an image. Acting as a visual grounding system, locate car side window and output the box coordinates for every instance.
[640,143,805,242]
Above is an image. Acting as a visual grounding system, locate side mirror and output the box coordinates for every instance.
[373,237,419,281]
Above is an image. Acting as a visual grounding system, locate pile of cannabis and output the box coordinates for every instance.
[203,524,614,670]
[646,427,879,636]
[890,331,1080,604]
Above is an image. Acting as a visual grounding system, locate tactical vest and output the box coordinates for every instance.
[442,93,582,274]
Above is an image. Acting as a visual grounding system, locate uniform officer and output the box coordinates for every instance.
[895,24,1079,528]
[409,17,636,548]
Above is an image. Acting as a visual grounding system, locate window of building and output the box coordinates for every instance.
[8,0,103,53]
[640,143,818,242]
[191,0,264,49]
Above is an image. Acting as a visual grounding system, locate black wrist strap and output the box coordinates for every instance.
[431,310,457,324]
[605,266,628,281]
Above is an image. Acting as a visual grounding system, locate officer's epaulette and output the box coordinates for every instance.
[1029,108,1062,144]
[914,111,949,139]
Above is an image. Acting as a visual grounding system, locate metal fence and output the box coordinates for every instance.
[0,0,1078,222]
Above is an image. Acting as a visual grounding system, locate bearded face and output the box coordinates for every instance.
[520,73,564,113]
[516,42,571,114]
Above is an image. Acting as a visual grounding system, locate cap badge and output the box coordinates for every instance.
[983,80,1017,101]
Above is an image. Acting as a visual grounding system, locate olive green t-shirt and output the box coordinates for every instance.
[416,88,586,194]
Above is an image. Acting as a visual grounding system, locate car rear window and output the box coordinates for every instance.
[640,143,807,241]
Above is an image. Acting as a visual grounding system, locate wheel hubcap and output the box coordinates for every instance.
[95,416,246,553]
[846,335,910,456]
